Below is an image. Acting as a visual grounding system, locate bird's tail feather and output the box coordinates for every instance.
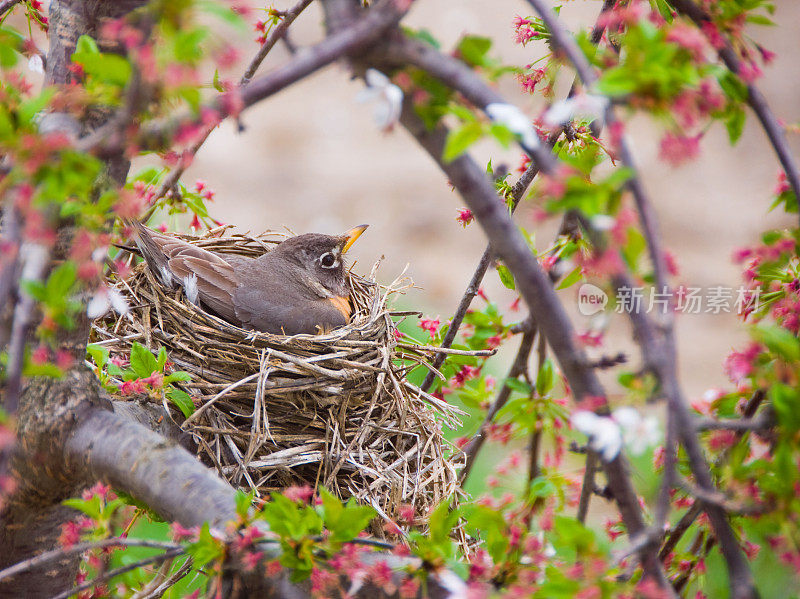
[122,219,176,289]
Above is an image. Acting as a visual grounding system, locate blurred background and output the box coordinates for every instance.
[173,0,799,402]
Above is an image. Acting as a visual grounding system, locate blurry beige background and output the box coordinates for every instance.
[165,0,797,399]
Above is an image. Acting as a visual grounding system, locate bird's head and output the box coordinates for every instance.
[273,225,368,295]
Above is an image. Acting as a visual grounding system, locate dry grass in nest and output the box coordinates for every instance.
[91,226,484,534]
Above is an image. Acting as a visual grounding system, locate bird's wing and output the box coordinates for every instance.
[168,255,239,323]
[130,222,241,323]
[234,291,349,335]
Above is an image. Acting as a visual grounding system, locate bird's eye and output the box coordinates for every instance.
[320,252,337,268]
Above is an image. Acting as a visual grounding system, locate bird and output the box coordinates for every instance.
[126,221,368,336]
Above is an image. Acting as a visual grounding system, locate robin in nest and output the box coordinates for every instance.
[127,221,368,335]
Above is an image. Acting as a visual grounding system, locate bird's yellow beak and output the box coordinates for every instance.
[341,224,368,253]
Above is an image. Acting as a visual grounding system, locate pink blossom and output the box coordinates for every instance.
[119,378,147,395]
[666,23,707,60]
[576,331,603,347]
[700,22,726,49]
[722,342,760,384]
[708,429,737,451]
[514,27,538,45]
[283,485,314,503]
[81,482,112,501]
[774,170,790,195]
[738,61,763,83]
[456,208,474,227]
[170,522,199,542]
[419,317,441,339]
[658,132,701,167]
[757,45,776,65]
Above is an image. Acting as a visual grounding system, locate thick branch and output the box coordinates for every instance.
[395,95,670,591]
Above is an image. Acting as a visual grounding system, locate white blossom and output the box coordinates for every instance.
[28,54,44,74]
[571,410,623,462]
[542,94,609,128]
[590,214,616,231]
[356,68,404,132]
[612,406,660,456]
[485,102,540,150]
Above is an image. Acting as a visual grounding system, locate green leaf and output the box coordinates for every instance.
[156,346,168,371]
[46,262,77,297]
[496,264,516,290]
[556,265,582,290]
[164,371,192,384]
[745,14,775,26]
[457,35,492,67]
[129,342,158,378]
[72,37,132,86]
[752,324,799,361]
[18,88,56,125]
[86,344,109,369]
[443,122,483,163]
[167,387,195,418]
[75,35,99,55]
[536,359,555,396]
[186,523,223,568]
[770,383,800,432]
[488,123,515,148]
[725,107,746,144]
[504,377,532,396]
[63,496,102,520]
[235,489,255,519]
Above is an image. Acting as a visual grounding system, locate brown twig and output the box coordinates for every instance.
[459,320,536,486]
[52,547,185,599]
[0,538,181,583]
[522,2,757,594]
[241,0,316,84]
[419,150,546,393]
[143,0,317,220]
[0,0,20,17]
[670,0,800,222]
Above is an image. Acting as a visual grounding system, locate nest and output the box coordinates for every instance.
[91,226,469,530]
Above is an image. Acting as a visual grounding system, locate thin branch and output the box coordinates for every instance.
[0,538,181,583]
[419,127,565,393]
[240,0,316,84]
[694,411,773,432]
[52,547,185,599]
[459,320,536,486]
[659,502,703,561]
[576,452,599,523]
[3,244,50,414]
[117,0,412,156]
[143,0,317,220]
[0,0,20,17]
[394,98,670,588]
[670,0,800,219]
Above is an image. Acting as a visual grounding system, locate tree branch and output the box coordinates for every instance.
[419,150,545,393]
[459,320,536,486]
[670,0,800,220]
[393,91,671,591]
[240,0,317,85]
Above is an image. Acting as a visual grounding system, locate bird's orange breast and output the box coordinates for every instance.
[328,295,352,319]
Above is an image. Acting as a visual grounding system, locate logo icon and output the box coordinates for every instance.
[578,283,608,316]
